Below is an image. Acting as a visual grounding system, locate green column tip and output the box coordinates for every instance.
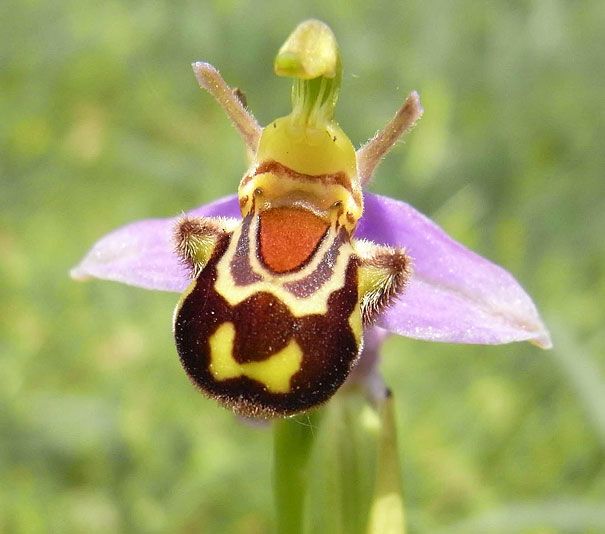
[274,19,339,80]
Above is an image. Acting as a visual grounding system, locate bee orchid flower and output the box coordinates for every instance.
[71,20,551,419]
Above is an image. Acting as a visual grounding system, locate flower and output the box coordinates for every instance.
[71,20,551,417]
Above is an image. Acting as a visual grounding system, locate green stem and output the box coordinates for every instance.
[272,411,321,534]
[367,393,406,534]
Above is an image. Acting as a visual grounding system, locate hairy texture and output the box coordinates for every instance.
[175,216,239,276]
[356,91,424,185]
[356,240,412,325]
[192,62,261,153]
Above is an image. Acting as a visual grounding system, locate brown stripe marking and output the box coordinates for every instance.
[241,159,355,195]
[230,215,262,285]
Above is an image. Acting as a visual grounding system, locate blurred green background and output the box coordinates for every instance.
[2,1,604,532]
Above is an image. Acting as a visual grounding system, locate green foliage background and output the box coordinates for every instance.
[1,1,604,532]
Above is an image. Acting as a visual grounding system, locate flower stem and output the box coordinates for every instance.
[272,411,321,534]
[367,392,406,534]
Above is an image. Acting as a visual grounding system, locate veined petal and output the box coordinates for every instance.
[357,193,552,348]
[70,195,240,292]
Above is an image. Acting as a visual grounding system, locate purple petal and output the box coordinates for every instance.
[357,193,551,348]
[70,195,240,292]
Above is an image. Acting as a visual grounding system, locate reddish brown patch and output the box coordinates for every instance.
[259,208,328,273]
[242,160,354,194]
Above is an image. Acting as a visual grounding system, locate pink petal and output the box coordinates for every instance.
[357,193,551,348]
[70,195,240,292]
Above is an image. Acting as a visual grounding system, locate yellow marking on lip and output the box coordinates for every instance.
[214,216,355,316]
[348,302,363,346]
[208,322,303,394]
